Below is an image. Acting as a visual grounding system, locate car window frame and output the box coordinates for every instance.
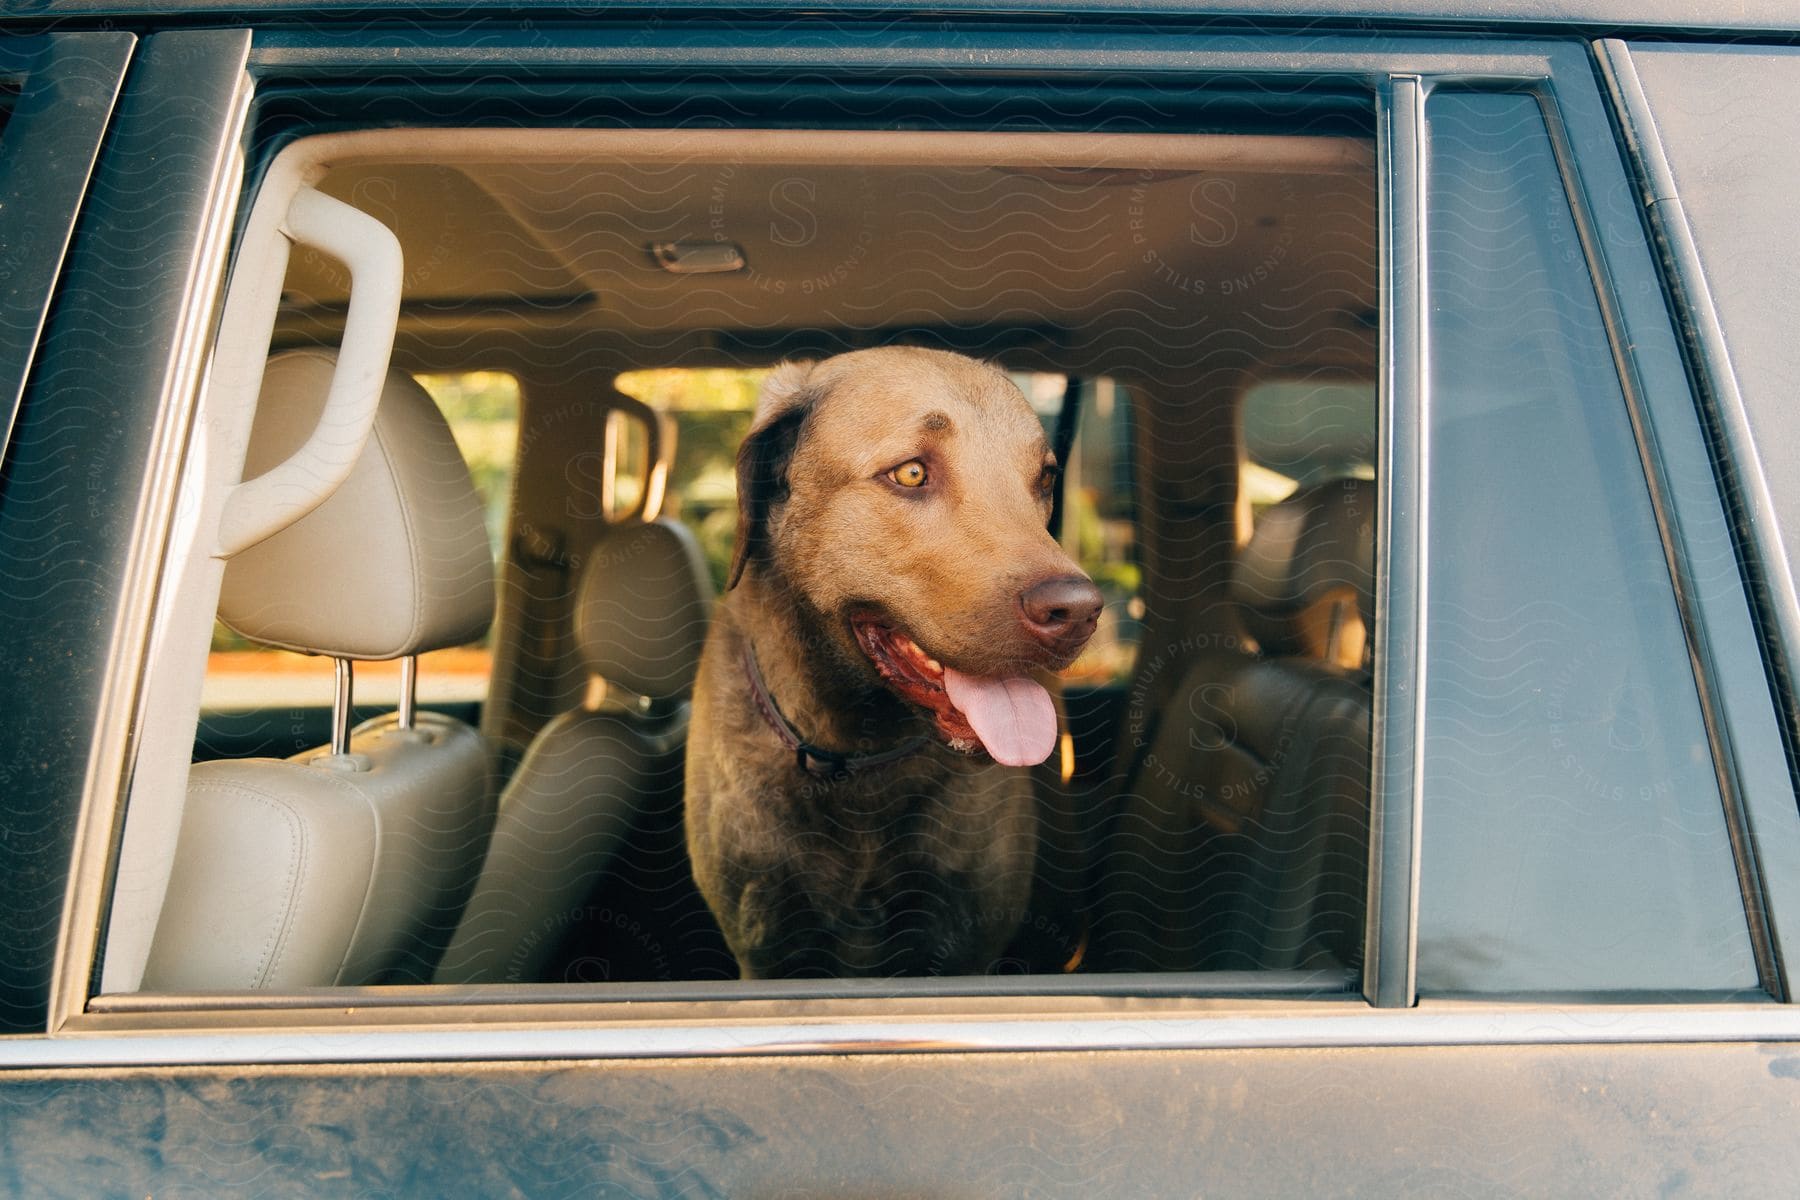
[25,28,1800,1067]
[1408,83,1763,996]
[1373,55,1800,1012]
[0,29,135,1037]
[0,27,250,1040]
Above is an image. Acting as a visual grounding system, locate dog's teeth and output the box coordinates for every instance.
[925,658,941,672]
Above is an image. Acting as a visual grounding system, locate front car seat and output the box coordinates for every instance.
[1096,477,1374,974]
[435,517,712,984]
[143,349,497,990]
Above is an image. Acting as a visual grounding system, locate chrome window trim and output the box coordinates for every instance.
[86,969,1355,1011]
[246,32,1558,78]
[17,0,1800,38]
[1365,72,1427,1010]
[11,1003,1800,1071]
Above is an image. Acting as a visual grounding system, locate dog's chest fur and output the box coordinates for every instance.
[686,609,1038,978]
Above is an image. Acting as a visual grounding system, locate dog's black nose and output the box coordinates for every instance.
[1019,575,1103,649]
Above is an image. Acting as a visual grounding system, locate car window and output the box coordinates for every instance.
[1044,375,1141,688]
[613,367,769,593]
[1414,89,1757,994]
[72,70,1396,999]
[419,370,523,561]
[1241,375,1376,523]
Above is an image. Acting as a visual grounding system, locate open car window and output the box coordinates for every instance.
[106,123,1385,1000]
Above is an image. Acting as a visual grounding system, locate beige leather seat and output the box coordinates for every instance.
[1095,477,1374,974]
[435,517,711,985]
[144,349,497,990]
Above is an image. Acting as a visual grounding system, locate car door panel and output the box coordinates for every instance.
[1,1042,1797,1195]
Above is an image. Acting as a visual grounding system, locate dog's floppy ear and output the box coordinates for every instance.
[729,360,819,589]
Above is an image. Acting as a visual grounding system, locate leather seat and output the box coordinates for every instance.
[144,349,497,990]
[435,517,713,985]
[1095,477,1374,974]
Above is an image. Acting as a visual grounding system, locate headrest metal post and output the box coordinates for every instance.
[331,658,353,756]
[1326,596,1347,663]
[398,654,418,731]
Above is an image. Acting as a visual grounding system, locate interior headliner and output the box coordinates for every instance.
[272,127,1378,375]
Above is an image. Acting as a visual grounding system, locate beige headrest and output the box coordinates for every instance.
[572,518,713,698]
[218,349,494,660]
[1234,476,1374,656]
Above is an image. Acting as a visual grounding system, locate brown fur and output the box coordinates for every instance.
[685,346,1093,978]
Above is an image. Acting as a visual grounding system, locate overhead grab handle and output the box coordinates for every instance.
[214,186,404,559]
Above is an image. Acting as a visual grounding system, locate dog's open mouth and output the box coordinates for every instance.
[851,616,1057,767]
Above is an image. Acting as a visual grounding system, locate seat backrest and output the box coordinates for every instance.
[144,349,497,990]
[1096,477,1374,973]
[1232,476,1373,666]
[435,517,712,985]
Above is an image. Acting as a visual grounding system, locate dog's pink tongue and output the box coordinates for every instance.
[941,667,1057,766]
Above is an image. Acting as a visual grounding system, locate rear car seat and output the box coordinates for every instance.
[436,517,712,984]
[1095,477,1373,974]
[144,350,497,989]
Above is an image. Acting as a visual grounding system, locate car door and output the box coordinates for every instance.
[3,18,1800,1197]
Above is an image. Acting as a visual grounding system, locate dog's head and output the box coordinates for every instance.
[731,346,1101,766]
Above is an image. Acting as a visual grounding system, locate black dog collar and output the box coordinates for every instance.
[740,642,930,779]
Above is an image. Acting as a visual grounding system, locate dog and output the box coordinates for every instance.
[685,346,1102,978]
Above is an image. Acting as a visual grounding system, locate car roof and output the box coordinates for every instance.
[4,0,1800,37]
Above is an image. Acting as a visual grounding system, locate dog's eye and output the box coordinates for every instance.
[889,460,929,488]
[1038,465,1061,495]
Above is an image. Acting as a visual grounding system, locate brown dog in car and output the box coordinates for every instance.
[685,346,1102,979]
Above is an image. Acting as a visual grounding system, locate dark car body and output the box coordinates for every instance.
[5,2,1800,1194]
